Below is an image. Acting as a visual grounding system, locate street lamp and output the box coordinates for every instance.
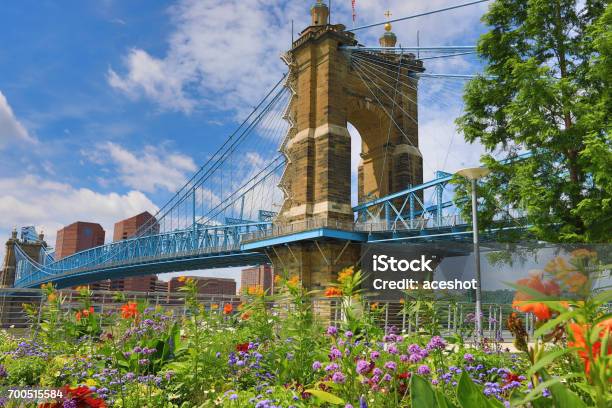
[455,166,490,344]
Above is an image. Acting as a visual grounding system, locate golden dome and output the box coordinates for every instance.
[384,22,392,32]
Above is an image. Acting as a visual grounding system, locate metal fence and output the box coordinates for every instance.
[0,288,533,343]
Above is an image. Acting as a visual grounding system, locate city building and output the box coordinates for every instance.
[55,222,105,260]
[168,276,236,296]
[241,264,274,294]
[112,211,158,241]
[109,211,163,293]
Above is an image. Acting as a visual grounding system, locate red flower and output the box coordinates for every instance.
[503,372,522,386]
[236,343,249,352]
[75,311,82,321]
[398,372,411,380]
[120,302,139,319]
[38,385,106,408]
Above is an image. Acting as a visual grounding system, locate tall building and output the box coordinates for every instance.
[241,264,274,294]
[55,222,108,290]
[109,211,163,293]
[168,276,236,296]
[55,222,105,260]
[112,211,158,241]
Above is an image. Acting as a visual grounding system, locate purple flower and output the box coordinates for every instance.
[138,359,148,365]
[345,405,354,408]
[356,360,370,374]
[345,331,354,338]
[133,346,142,353]
[325,363,339,372]
[372,368,383,377]
[63,400,77,408]
[464,353,474,362]
[359,396,368,408]
[426,336,446,351]
[0,365,6,379]
[312,361,322,371]
[370,351,380,360]
[382,374,392,382]
[332,371,346,384]
[387,344,399,354]
[384,361,397,371]
[327,326,338,336]
[329,347,342,360]
[400,354,409,362]
[417,365,431,375]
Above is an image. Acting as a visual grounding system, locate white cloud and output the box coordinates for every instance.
[86,142,198,193]
[108,0,305,114]
[0,90,37,148]
[108,49,196,113]
[0,175,158,258]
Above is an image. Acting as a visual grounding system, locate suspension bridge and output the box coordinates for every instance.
[3,0,525,290]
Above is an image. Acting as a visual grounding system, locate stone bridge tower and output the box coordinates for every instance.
[269,1,424,291]
[0,228,48,288]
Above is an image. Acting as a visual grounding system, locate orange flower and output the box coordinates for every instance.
[512,300,551,321]
[247,285,264,296]
[211,303,219,310]
[512,272,561,321]
[120,302,139,319]
[338,267,354,283]
[568,319,612,375]
[287,275,300,288]
[223,303,234,314]
[241,311,251,320]
[274,274,281,284]
[75,311,82,321]
[47,293,57,302]
[324,287,343,297]
[399,298,405,304]
[370,302,379,311]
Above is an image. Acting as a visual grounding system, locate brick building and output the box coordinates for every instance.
[168,276,236,296]
[55,222,105,260]
[55,222,108,290]
[240,264,274,294]
[109,211,162,292]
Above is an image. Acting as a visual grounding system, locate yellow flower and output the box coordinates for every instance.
[287,275,300,288]
[47,293,57,302]
[338,266,354,283]
[247,285,264,296]
[211,303,219,310]
[177,276,186,282]
[274,274,281,284]
[85,378,97,387]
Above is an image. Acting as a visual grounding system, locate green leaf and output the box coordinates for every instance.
[527,348,573,376]
[411,375,436,407]
[304,389,345,405]
[435,390,458,408]
[540,370,588,408]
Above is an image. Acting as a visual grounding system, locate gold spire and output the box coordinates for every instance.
[384,10,392,31]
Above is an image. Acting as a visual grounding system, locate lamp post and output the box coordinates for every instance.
[455,166,490,344]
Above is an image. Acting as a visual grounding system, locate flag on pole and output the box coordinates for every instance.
[352,0,356,23]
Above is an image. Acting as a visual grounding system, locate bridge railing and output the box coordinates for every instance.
[14,222,271,287]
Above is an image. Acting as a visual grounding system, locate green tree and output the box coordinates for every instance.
[455,0,611,243]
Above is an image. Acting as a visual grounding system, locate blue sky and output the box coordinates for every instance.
[0,0,491,285]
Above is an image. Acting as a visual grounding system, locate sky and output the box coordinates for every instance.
[0,0,492,286]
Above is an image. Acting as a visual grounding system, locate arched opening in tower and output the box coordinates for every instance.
[348,122,363,208]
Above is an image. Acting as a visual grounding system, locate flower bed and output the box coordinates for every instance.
[0,251,610,407]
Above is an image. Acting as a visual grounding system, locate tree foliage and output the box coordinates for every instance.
[455,0,611,242]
